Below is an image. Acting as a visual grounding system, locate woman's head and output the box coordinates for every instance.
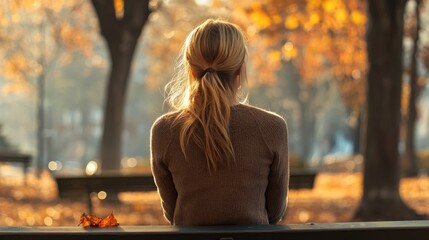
[167,18,248,109]
[166,19,248,172]
[185,19,247,93]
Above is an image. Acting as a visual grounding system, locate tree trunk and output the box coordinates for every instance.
[356,109,363,154]
[403,0,421,177]
[36,18,47,176]
[99,37,138,171]
[353,0,424,221]
[91,0,151,171]
[300,97,316,163]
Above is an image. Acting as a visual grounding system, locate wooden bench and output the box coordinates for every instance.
[1,220,429,240]
[0,151,32,183]
[55,173,156,212]
[55,169,317,212]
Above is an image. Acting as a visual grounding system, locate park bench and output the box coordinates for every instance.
[55,169,317,212]
[55,172,157,212]
[1,220,429,240]
[0,151,32,183]
[288,168,317,189]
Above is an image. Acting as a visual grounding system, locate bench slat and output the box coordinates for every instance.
[55,169,317,198]
[55,170,317,212]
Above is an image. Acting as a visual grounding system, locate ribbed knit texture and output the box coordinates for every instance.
[150,104,289,225]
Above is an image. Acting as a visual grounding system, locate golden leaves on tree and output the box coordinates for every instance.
[10,0,79,13]
[139,0,369,102]
[2,53,37,95]
[234,0,368,107]
[284,15,300,30]
[57,25,93,57]
[350,10,366,25]
[9,0,41,11]
[250,10,271,29]
[114,0,124,19]
[0,1,96,95]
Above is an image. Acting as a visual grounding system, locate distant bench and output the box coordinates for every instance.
[55,169,317,212]
[0,152,32,183]
[288,169,317,189]
[1,221,429,240]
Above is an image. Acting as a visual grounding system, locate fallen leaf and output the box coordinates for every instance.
[79,213,119,228]
[98,213,119,227]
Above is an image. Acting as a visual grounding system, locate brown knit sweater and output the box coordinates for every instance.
[150,103,289,225]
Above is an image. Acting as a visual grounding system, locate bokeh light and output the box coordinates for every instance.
[97,191,107,200]
[85,161,98,175]
[44,216,53,226]
[48,161,63,171]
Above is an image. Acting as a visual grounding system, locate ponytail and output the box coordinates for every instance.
[179,71,235,172]
[165,18,248,172]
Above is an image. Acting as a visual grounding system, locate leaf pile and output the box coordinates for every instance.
[79,213,119,227]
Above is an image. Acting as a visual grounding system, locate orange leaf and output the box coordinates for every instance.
[79,213,119,228]
[98,213,120,228]
[78,213,102,228]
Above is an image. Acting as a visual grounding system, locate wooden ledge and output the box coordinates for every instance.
[1,220,429,240]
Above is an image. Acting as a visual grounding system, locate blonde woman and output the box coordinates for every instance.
[150,19,289,225]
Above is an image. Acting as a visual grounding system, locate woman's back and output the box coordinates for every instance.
[151,104,289,225]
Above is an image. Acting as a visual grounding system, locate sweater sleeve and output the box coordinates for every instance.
[150,116,177,224]
[265,117,289,224]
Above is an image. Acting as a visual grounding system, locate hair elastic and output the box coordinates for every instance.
[204,67,216,74]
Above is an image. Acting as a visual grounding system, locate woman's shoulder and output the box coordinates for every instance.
[151,110,180,132]
[238,104,288,146]
[237,104,286,127]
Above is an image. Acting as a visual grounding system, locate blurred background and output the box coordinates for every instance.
[1,0,429,226]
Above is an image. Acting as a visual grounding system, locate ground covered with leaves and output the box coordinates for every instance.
[0,165,429,226]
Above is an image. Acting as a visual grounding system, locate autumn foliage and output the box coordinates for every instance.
[79,213,119,228]
[231,0,367,107]
[0,0,95,95]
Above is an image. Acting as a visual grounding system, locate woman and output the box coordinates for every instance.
[150,18,289,225]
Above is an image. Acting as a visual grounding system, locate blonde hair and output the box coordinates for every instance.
[165,18,248,172]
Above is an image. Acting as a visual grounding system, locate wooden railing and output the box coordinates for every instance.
[1,220,428,240]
